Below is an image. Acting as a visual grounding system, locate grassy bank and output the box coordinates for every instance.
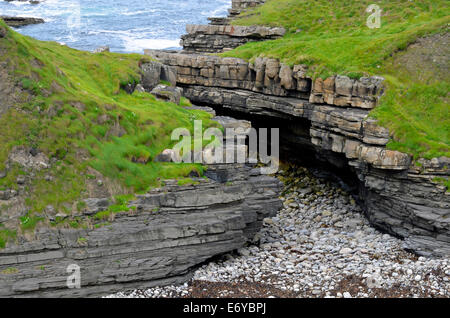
[0,19,216,242]
[224,0,449,160]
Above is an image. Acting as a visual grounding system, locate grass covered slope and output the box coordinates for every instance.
[0,19,216,243]
[224,0,449,160]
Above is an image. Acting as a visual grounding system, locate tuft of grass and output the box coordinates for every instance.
[77,237,88,245]
[177,178,200,186]
[92,194,136,221]
[224,0,449,159]
[0,226,17,248]
[371,77,449,159]
[433,177,450,192]
[19,214,44,231]
[1,267,18,275]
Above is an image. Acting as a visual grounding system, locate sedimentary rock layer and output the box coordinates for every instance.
[0,164,282,297]
[181,24,285,53]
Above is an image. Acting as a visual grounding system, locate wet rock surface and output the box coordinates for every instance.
[108,166,449,298]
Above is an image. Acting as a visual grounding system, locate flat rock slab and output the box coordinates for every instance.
[1,16,44,28]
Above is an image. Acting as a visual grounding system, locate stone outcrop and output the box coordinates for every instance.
[140,60,177,91]
[180,0,280,53]
[93,46,110,53]
[145,49,450,257]
[1,16,44,28]
[0,116,283,297]
[181,24,285,53]
[150,84,182,104]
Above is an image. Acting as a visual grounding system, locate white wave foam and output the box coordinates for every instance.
[120,9,157,16]
[201,0,231,17]
[122,37,181,52]
[88,29,135,36]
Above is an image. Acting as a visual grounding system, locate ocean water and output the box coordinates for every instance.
[0,0,231,53]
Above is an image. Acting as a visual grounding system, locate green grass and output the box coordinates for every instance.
[92,194,136,221]
[19,213,44,231]
[371,77,449,159]
[0,19,219,240]
[224,0,449,160]
[0,226,17,248]
[228,0,449,76]
[1,267,18,275]
[177,178,200,186]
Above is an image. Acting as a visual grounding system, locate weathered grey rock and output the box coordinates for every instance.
[150,84,181,105]
[0,165,281,297]
[279,64,295,90]
[154,149,176,163]
[181,24,285,53]
[93,46,110,53]
[1,16,44,28]
[135,84,145,93]
[160,65,177,86]
[7,146,49,171]
[82,198,110,215]
[141,61,162,91]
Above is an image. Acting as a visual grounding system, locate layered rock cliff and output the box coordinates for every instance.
[145,49,450,257]
[0,115,282,297]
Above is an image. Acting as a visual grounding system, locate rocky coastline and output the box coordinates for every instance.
[0,16,44,28]
[0,0,448,299]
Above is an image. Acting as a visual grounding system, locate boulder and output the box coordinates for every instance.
[82,198,111,215]
[93,46,110,53]
[0,16,44,28]
[160,65,177,86]
[150,84,181,105]
[335,75,354,96]
[265,59,280,79]
[279,64,294,90]
[135,84,145,93]
[141,61,162,91]
[154,149,176,163]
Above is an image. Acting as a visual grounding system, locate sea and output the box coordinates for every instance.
[0,0,231,53]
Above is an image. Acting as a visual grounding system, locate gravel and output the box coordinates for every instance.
[106,165,449,298]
